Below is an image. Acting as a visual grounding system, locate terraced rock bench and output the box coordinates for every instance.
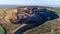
[0,6,59,34]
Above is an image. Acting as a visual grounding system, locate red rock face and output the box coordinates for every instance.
[5,9,19,23]
[9,7,33,23]
[9,18,18,23]
[9,6,41,24]
[9,6,59,24]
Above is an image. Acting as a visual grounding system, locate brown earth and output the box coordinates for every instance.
[0,6,59,34]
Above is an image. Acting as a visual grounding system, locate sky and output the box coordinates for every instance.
[0,0,60,7]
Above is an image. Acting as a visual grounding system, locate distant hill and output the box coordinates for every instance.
[0,5,60,10]
[0,5,20,8]
[54,7,60,10]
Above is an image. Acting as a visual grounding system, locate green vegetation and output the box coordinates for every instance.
[46,32,60,34]
[0,8,17,10]
[0,26,4,34]
[53,9,60,12]
[54,32,60,34]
